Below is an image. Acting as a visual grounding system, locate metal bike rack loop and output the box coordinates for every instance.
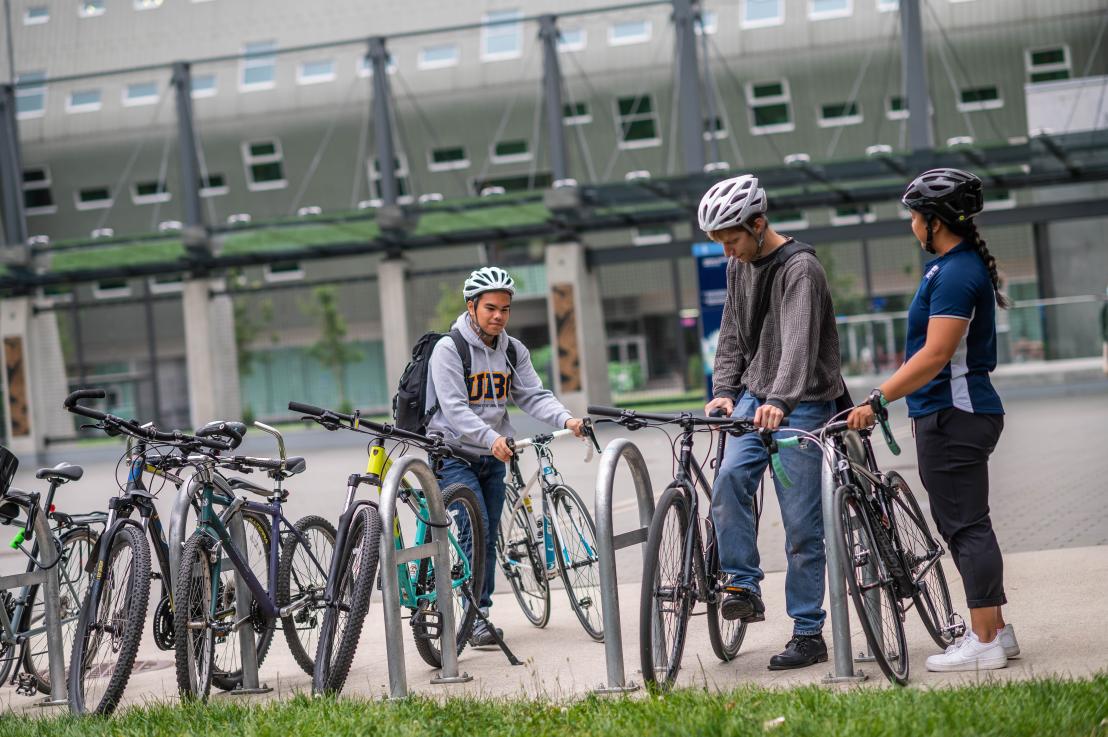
[379,455,471,699]
[593,438,654,695]
[0,496,68,707]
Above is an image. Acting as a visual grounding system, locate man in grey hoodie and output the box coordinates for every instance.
[426,266,585,646]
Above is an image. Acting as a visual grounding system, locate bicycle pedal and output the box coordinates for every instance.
[409,608,443,641]
[14,672,36,697]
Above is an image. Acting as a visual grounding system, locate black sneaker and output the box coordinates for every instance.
[768,634,828,670]
[720,587,765,623]
[468,619,503,649]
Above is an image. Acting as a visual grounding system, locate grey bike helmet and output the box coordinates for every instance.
[463,266,516,302]
[697,174,768,233]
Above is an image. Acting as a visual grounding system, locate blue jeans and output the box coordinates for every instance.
[710,394,833,636]
[436,455,506,610]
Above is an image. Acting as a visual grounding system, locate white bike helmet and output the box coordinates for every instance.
[463,266,516,301]
[697,174,768,233]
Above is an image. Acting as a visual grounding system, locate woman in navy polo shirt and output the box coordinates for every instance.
[847,168,1017,672]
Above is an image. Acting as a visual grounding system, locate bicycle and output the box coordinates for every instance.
[496,422,604,640]
[173,421,336,701]
[287,401,490,695]
[0,460,104,697]
[773,395,960,685]
[588,404,785,689]
[61,389,264,714]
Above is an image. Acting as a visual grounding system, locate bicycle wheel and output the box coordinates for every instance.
[313,505,381,695]
[497,502,550,628]
[68,524,151,715]
[174,531,215,700]
[0,592,15,685]
[211,511,276,691]
[550,484,604,641]
[704,519,747,662]
[639,485,693,689]
[886,472,957,649]
[413,483,486,669]
[833,484,909,685]
[23,525,97,694]
[277,515,336,675]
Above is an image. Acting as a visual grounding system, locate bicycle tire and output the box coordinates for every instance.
[550,484,604,641]
[497,501,550,628]
[276,515,336,676]
[68,524,151,715]
[174,531,216,701]
[23,525,97,694]
[413,483,486,669]
[833,484,909,685]
[639,485,693,689]
[313,505,381,695]
[886,472,957,649]
[211,511,276,691]
[704,518,747,662]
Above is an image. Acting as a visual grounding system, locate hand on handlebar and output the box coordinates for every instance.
[491,436,513,462]
[753,403,785,431]
[564,418,586,438]
[846,403,876,430]
[704,397,734,418]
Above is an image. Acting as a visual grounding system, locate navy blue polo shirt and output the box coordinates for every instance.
[904,241,1004,418]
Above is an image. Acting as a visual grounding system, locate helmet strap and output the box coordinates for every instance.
[924,215,936,255]
[467,307,497,346]
[743,220,767,259]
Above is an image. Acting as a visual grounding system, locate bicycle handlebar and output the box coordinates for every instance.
[588,404,787,432]
[63,388,231,451]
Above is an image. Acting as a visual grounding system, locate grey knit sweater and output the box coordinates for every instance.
[712,243,842,413]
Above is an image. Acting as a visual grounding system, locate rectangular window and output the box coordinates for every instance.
[616,95,661,148]
[886,95,909,120]
[472,172,552,195]
[199,172,228,197]
[830,204,876,226]
[558,27,587,52]
[242,40,277,90]
[491,139,532,164]
[242,139,287,190]
[818,101,862,127]
[563,100,591,125]
[957,85,1003,112]
[428,146,469,172]
[264,262,305,283]
[297,59,335,85]
[148,273,184,295]
[191,73,217,98]
[741,0,784,28]
[632,226,673,246]
[1026,46,1071,84]
[356,53,397,77]
[24,5,49,24]
[66,88,102,113]
[75,186,113,210]
[608,19,652,46]
[481,9,523,62]
[94,280,132,299]
[123,81,159,106]
[746,80,794,134]
[809,0,852,20]
[982,189,1015,211]
[15,71,46,118]
[132,179,170,205]
[703,116,726,140]
[79,0,105,17]
[877,0,898,10]
[23,167,56,215]
[134,0,163,8]
[418,44,459,70]
[368,155,411,202]
[773,209,809,230]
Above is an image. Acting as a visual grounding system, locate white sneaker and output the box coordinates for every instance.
[926,630,1008,672]
[996,624,1020,658]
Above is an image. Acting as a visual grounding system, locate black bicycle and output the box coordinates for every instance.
[588,405,785,689]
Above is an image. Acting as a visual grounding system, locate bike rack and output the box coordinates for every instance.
[593,438,654,695]
[0,495,68,707]
[379,455,471,699]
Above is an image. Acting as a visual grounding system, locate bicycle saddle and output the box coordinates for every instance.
[36,462,84,483]
[227,477,270,497]
[196,420,247,449]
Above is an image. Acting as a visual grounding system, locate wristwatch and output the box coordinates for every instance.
[868,388,889,409]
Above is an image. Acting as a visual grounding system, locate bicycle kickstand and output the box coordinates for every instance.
[461,583,522,666]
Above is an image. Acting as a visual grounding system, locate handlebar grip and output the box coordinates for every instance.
[444,443,481,465]
[243,456,282,470]
[288,401,327,417]
[64,388,105,408]
[708,408,726,418]
[777,437,803,449]
[67,404,106,422]
[197,436,231,451]
[586,405,622,418]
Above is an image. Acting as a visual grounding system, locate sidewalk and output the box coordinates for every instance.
[6,545,1102,714]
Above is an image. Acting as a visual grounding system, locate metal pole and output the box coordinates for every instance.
[899,0,934,153]
[670,257,689,390]
[368,37,399,205]
[821,446,867,683]
[0,83,27,248]
[228,509,268,693]
[538,15,570,183]
[673,0,705,174]
[698,19,721,165]
[171,62,205,234]
[69,295,88,387]
[143,281,163,424]
[33,497,68,705]
[594,438,654,694]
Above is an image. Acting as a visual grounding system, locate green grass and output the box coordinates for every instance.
[48,239,188,272]
[4,677,1105,737]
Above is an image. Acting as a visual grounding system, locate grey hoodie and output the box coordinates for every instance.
[425,313,573,457]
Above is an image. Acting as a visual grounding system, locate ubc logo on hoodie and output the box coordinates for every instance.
[466,372,511,403]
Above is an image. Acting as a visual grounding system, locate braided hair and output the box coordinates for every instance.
[948,219,1011,309]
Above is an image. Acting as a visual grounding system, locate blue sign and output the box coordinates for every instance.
[692,242,728,398]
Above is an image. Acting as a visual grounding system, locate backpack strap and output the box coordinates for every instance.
[448,329,471,377]
[505,337,518,374]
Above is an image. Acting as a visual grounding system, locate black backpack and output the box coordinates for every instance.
[392,328,518,434]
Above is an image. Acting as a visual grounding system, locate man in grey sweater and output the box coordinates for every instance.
[699,175,843,670]
[428,266,585,647]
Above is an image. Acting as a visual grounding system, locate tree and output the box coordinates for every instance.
[431,281,464,332]
[301,286,363,412]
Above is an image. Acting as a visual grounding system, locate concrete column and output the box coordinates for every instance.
[377,258,413,397]
[544,242,610,417]
[182,278,241,429]
[1,297,71,458]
